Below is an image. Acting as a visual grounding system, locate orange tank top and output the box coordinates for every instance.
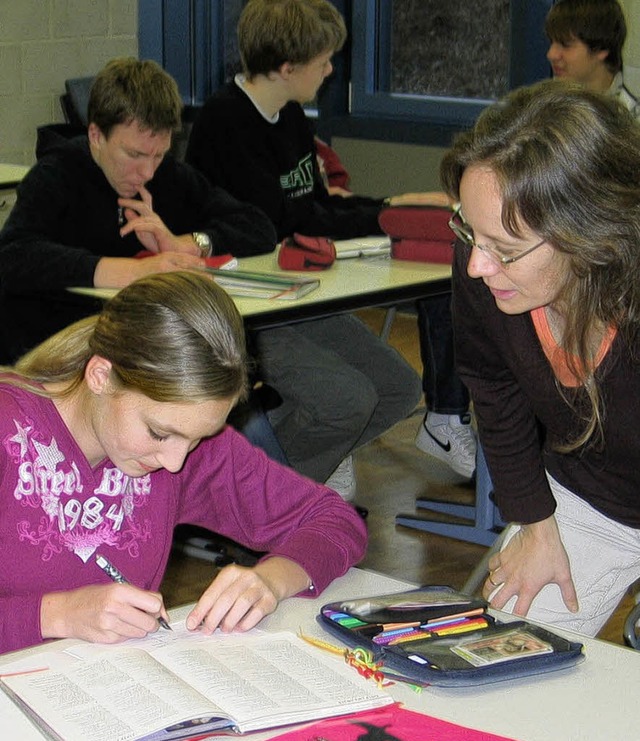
[530,307,616,387]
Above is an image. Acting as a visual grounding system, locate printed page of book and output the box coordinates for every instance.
[1,647,228,741]
[1,630,392,740]
[146,631,392,734]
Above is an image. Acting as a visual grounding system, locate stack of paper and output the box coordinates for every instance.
[206,268,320,300]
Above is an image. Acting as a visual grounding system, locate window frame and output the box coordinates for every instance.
[138,0,554,145]
[138,0,228,106]
[345,0,553,128]
[318,0,553,146]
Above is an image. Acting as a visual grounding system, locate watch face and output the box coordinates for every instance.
[194,232,211,256]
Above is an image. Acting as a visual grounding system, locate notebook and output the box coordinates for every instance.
[333,236,392,259]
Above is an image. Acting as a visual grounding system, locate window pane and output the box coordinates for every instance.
[390,0,510,100]
[223,0,245,81]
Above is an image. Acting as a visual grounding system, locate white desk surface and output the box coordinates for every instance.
[2,568,638,741]
[70,250,452,327]
[0,162,29,188]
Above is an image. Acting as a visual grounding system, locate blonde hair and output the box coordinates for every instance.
[13,272,248,404]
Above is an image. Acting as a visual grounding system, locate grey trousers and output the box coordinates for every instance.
[255,314,422,482]
[495,476,640,637]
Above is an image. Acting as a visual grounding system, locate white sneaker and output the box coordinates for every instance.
[325,455,357,501]
[415,412,477,479]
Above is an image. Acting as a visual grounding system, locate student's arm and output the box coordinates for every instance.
[0,534,171,651]
[151,157,278,258]
[92,254,205,288]
[0,584,169,653]
[40,583,170,645]
[194,181,278,258]
[0,161,204,293]
[177,429,368,633]
[0,165,104,292]
[185,557,312,634]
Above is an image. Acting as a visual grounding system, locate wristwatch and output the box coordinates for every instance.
[192,231,212,258]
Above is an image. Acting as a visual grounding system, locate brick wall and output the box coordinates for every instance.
[0,0,138,165]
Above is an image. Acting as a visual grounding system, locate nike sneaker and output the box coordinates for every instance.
[415,412,477,479]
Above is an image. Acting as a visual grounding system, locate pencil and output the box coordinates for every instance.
[95,554,172,631]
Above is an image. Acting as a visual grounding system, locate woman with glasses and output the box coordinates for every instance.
[441,79,640,637]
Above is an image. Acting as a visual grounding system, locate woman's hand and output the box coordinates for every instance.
[186,557,311,635]
[483,516,579,617]
[40,583,170,644]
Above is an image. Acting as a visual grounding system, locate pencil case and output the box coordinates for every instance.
[378,205,454,264]
[318,586,585,687]
[278,233,336,270]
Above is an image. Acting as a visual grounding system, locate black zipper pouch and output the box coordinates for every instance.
[318,586,585,687]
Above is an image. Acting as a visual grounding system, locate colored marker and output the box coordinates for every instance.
[430,618,489,637]
[388,630,433,646]
[327,610,369,628]
[374,627,429,645]
[425,607,485,624]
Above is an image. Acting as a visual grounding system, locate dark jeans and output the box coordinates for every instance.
[257,314,421,482]
[228,392,289,465]
[416,293,470,415]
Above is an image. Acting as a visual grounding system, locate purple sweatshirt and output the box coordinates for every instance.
[0,382,367,654]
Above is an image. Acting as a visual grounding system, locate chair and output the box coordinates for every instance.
[60,77,199,164]
[395,443,506,548]
[379,306,397,342]
[60,76,94,127]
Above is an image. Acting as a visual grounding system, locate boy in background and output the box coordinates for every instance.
[546,0,639,117]
[186,0,476,493]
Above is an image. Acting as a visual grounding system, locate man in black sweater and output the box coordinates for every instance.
[0,57,276,363]
[186,0,476,491]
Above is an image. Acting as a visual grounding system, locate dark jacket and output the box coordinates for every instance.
[452,242,640,528]
[0,126,277,361]
[185,81,383,242]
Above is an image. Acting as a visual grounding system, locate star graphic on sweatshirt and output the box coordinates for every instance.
[33,437,65,472]
[9,419,32,459]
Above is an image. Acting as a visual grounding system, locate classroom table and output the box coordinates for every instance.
[1,567,638,741]
[0,163,29,231]
[69,249,453,329]
[0,163,30,188]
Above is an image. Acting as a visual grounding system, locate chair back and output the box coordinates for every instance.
[60,76,95,127]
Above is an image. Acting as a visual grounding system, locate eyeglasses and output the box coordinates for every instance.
[448,204,546,265]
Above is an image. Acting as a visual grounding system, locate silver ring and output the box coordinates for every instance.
[488,573,501,587]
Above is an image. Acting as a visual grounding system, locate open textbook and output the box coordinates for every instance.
[0,630,392,741]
